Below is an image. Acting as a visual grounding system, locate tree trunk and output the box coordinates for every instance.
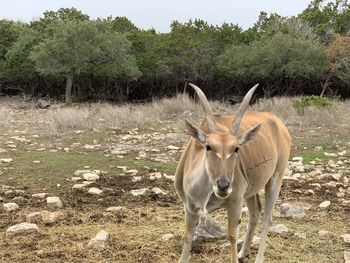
[65,73,73,106]
[320,74,331,97]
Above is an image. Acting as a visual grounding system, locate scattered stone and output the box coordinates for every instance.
[342,234,350,244]
[337,150,347,156]
[314,146,323,151]
[162,233,174,241]
[269,224,288,234]
[26,212,42,223]
[344,251,350,263]
[319,200,331,209]
[88,230,109,250]
[88,187,103,195]
[131,176,142,183]
[294,232,307,239]
[46,197,63,210]
[149,172,162,181]
[31,193,48,199]
[0,158,13,163]
[324,152,337,157]
[72,184,86,190]
[130,188,148,196]
[292,157,303,162]
[342,200,350,208]
[166,145,180,150]
[106,206,124,212]
[41,210,65,225]
[3,202,19,212]
[125,169,138,175]
[151,187,167,195]
[278,203,306,218]
[83,173,100,181]
[33,160,40,164]
[163,174,175,181]
[318,230,329,236]
[6,222,39,236]
[194,217,226,241]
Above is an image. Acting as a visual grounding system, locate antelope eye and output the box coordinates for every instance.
[234,147,240,153]
[205,145,211,151]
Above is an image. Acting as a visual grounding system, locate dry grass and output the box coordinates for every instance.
[0,95,349,139]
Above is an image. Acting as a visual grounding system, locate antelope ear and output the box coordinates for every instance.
[184,118,207,145]
[237,123,262,146]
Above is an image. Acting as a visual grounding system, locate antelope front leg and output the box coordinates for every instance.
[178,208,199,263]
[227,199,243,263]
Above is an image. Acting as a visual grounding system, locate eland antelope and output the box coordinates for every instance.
[174,84,291,263]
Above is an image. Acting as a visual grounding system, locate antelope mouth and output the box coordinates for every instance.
[213,188,232,199]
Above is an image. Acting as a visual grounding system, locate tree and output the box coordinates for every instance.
[217,34,329,96]
[325,31,350,90]
[30,20,139,105]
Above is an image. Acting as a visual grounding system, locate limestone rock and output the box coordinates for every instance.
[6,222,39,236]
[88,230,109,250]
[319,200,331,209]
[194,217,226,241]
[278,203,306,218]
[3,202,19,212]
[46,197,63,210]
[269,224,288,234]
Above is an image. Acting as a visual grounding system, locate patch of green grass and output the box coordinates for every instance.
[0,151,177,192]
[290,150,331,164]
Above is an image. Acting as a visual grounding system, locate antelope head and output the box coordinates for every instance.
[185,84,261,199]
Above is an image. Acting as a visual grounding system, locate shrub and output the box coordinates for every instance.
[293,95,332,114]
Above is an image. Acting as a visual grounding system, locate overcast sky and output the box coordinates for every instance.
[1,0,311,32]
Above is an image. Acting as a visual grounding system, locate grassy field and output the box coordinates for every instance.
[0,96,349,262]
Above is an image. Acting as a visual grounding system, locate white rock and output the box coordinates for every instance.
[88,230,109,250]
[6,222,39,236]
[149,172,162,181]
[279,203,306,218]
[72,184,86,190]
[344,251,350,263]
[319,200,331,209]
[3,202,19,212]
[269,224,288,234]
[106,206,124,212]
[314,146,323,151]
[131,176,142,183]
[342,200,350,208]
[130,188,148,196]
[46,197,63,210]
[88,187,103,195]
[337,150,347,156]
[318,230,329,236]
[26,212,42,223]
[166,145,180,150]
[343,234,350,244]
[31,193,48,199]
[162,233,174,241]
[40,210,64,225]
[292,157,303,162]
[151,187,167,195]
[125,169,138,175]
[83,173,100,181]
[0,158,13,163]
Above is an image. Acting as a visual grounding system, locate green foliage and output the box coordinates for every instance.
[30,20,139,78]
[217,33,329,95]
[293,95,332,113]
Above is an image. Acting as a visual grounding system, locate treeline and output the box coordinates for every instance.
[1,0,350,104]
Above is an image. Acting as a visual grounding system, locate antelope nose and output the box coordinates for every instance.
[217,179,230,192]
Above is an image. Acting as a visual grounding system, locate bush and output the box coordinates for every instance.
[293,95,332,114]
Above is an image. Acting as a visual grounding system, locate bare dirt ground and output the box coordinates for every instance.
[0,97,349,263]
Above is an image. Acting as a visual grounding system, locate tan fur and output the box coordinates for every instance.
[175,87,291,263]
